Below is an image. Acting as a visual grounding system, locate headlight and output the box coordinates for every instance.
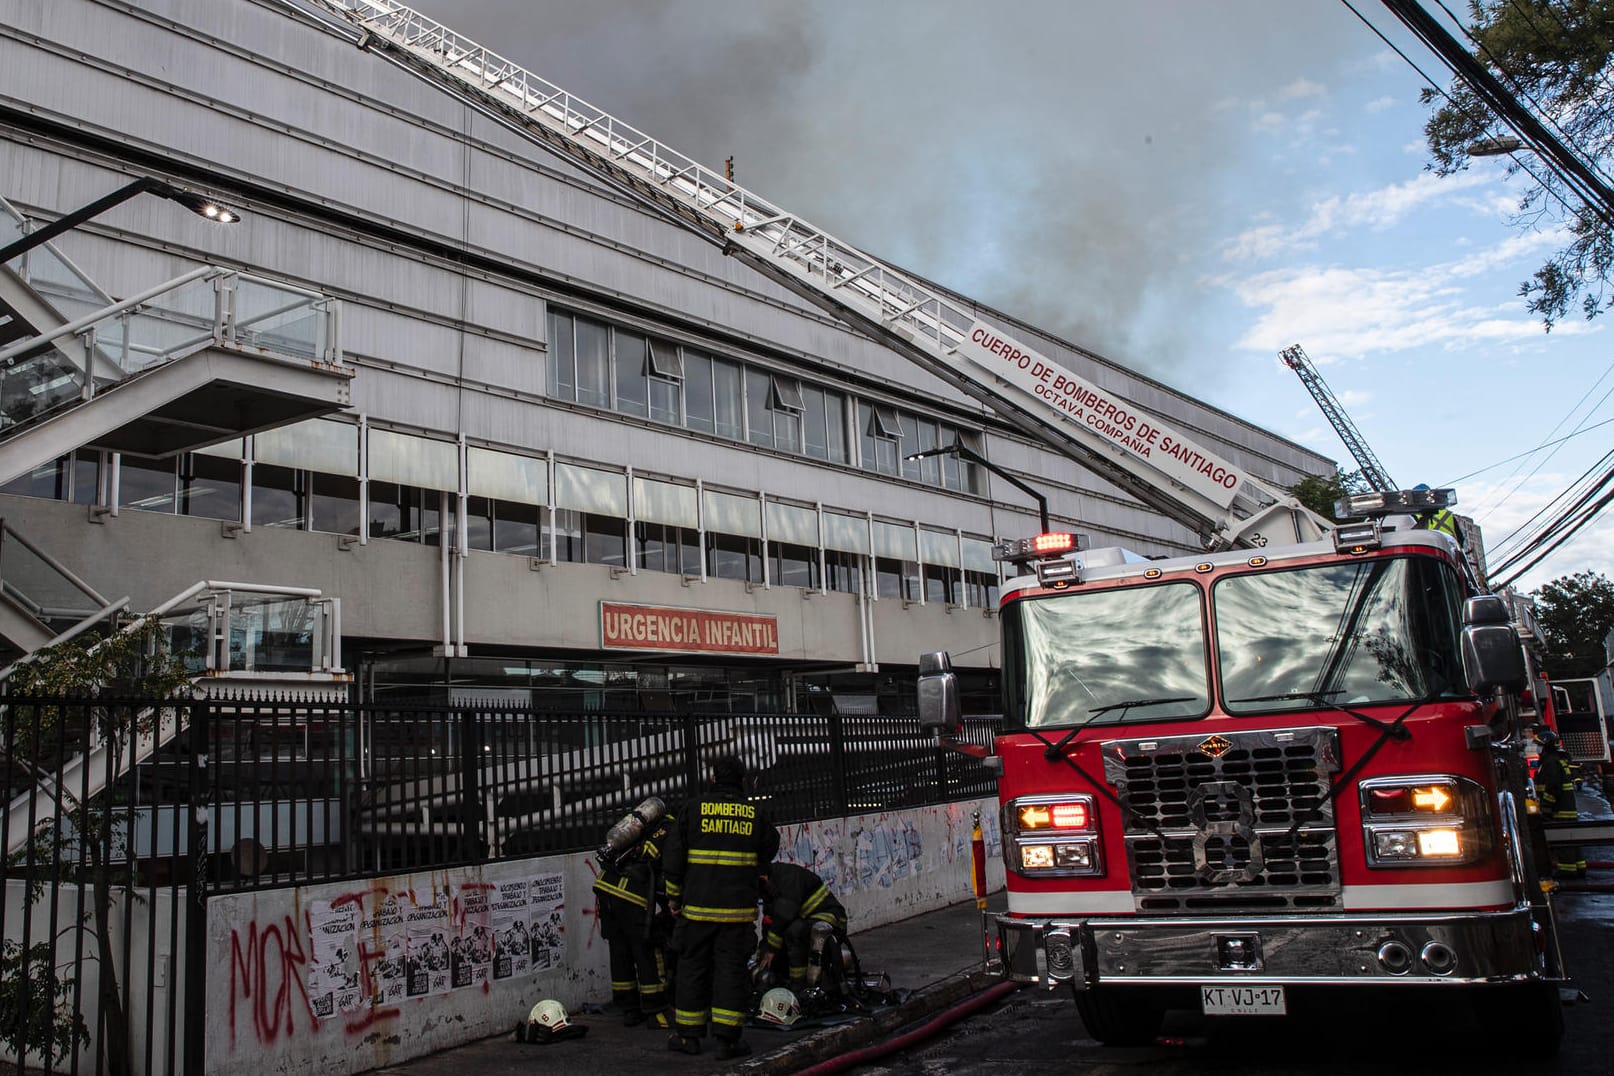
[1002,794,1102,878]
[1359,776,1491,868]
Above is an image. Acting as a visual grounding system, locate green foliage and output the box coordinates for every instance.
[0,939,89,1064]
[7,615,191,698]
[1421,0,1614,329]
[1289,469,1368,522]
[1530,570,1614,676]
[1,615,191,1071]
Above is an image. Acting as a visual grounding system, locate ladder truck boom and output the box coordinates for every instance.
[1279,344,1396,493]
[299,0,1330,551]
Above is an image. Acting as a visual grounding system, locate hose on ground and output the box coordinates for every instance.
[793,980,1022,1076]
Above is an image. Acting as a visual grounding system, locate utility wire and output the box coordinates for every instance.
[1443,414,1614,484]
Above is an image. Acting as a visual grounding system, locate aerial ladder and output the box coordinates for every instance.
[1279,343,1396,493]
[297,0,1330,552]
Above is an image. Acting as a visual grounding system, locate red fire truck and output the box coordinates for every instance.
[295,0,1570,1051]
[918,504,1568,1049]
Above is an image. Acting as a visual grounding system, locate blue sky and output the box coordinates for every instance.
[409,0,1612,593]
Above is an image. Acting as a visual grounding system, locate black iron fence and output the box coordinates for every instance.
[2,692,998,1073]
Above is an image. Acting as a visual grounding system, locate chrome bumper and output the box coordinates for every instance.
[991,908,1539,989]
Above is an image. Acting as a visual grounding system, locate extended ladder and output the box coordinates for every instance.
[300,0,1330,549]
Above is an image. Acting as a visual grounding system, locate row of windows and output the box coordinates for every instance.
[5,446,1002,607]
[548,310,984,491]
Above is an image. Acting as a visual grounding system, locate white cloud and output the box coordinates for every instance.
[1366,95,1398,113]
[1280,78,1327,100]
[1224,171,1494,262]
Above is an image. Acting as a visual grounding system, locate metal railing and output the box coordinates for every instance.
[0,266,342,436]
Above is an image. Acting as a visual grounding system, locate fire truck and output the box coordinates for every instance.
[293,0,1568,1051]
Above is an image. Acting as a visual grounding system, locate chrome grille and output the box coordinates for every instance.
[1101,727,1342,912]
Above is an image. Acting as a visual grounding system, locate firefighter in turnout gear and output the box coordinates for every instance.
[1411,484,1464,543]
[663,754,779,1060]
[756,861,848,989]
[592,799,674,1029]
[1536,729,1587,879]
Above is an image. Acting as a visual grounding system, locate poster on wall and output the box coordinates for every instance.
[528,872,565,971]
[362,890,409,1005]
[491,878,530,980]
[451,882,493,989]
[305,898,362,1019]
[404,885,452,997]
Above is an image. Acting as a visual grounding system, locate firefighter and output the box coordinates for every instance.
[663,754,779,1059]
[1411,484,1464,543]
[592,802,674,1029]
[756,861,848,991]
[1536,729,1587,879]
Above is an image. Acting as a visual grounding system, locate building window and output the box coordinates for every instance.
[555,509,626,566]
[1,455,69,500]
[371,482,444,545]
[874,555,916,600]
[860,402,900,475]
[549,310,610,408]
[923,563,957,605]
[615,329,649,418]
[707,532,762,583]
[252,463,306,528]
[964,569,999,609]
[802,385,847,463]
[636,522,700,574]
[465,497,544,557]
[118,454,179,513]
[770,541,819,589]
[647,339,683,425]
[180,454,242,520]
[747,370,804,451]
[825,550,863,595]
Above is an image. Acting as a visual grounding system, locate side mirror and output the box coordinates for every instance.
[1461,623,1527,696]
[917,650,961,735]
[1463,595,1510,626]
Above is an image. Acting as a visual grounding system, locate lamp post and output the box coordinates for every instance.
[1468,135,1524,158]
[0,176,241,265]
[906,441,1051,533]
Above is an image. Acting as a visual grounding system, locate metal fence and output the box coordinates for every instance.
[2,692,998,1072]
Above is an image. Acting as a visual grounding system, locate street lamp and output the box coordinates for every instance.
[1468,135,1524,157]
[906,441,1051,533]
[0,176,241,264]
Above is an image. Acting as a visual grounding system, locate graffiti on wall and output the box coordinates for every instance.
[223,871,564,1049]
[775,801,999,901]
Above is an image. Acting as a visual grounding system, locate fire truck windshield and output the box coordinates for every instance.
[1001,581,1211,729]
[1216,555,1465,715]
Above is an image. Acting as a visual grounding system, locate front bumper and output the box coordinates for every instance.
[992,907,1539,989]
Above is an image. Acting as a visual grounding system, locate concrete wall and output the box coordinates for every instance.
[203,795,1000,1075]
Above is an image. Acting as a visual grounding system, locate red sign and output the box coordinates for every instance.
[599,602,779,655]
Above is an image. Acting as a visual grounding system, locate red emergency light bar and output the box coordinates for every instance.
[992,532,1082,565]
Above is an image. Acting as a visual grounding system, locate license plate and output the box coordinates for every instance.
[1200,984,1287,1016]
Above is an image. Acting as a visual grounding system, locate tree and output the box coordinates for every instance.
[1289,468,1369,522]
[1420,0,1614,329]
[2,618,191,1073]
[1530,570,1614,676]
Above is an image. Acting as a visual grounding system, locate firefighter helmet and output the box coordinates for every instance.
[758,987,802,1026]
[1537,728,1561,750]
[523,999,587,1043]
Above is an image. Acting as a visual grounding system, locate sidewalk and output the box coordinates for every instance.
[377,898,1001,1076]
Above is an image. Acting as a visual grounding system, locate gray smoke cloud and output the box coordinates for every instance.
[406,1,1384,378]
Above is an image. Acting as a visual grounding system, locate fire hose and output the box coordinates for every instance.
[791,980,1024,1076]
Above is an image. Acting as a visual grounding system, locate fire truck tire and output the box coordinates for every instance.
[1072,989,1164,1047]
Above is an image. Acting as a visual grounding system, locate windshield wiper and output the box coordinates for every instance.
[1043,696,1199,759]
[1229,689,1410,741]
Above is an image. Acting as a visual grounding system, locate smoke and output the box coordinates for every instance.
[406,0,1383,377]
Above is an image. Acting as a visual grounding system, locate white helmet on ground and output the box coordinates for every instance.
[520,999,588,1043]
[758,987,802,1026]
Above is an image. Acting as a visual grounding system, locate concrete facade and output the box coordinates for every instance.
[0,0,1333,702]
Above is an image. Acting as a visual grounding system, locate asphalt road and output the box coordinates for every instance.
[857,888,1614,1076]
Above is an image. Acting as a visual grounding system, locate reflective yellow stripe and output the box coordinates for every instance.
[592,878,648,908]
[765,930,783,949]
[801,886,829,915]
[688,849,758,867]
[680,904,758,923]
[611,978,637,991]
[666,881,683,896]
[711,1007,746,1027]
